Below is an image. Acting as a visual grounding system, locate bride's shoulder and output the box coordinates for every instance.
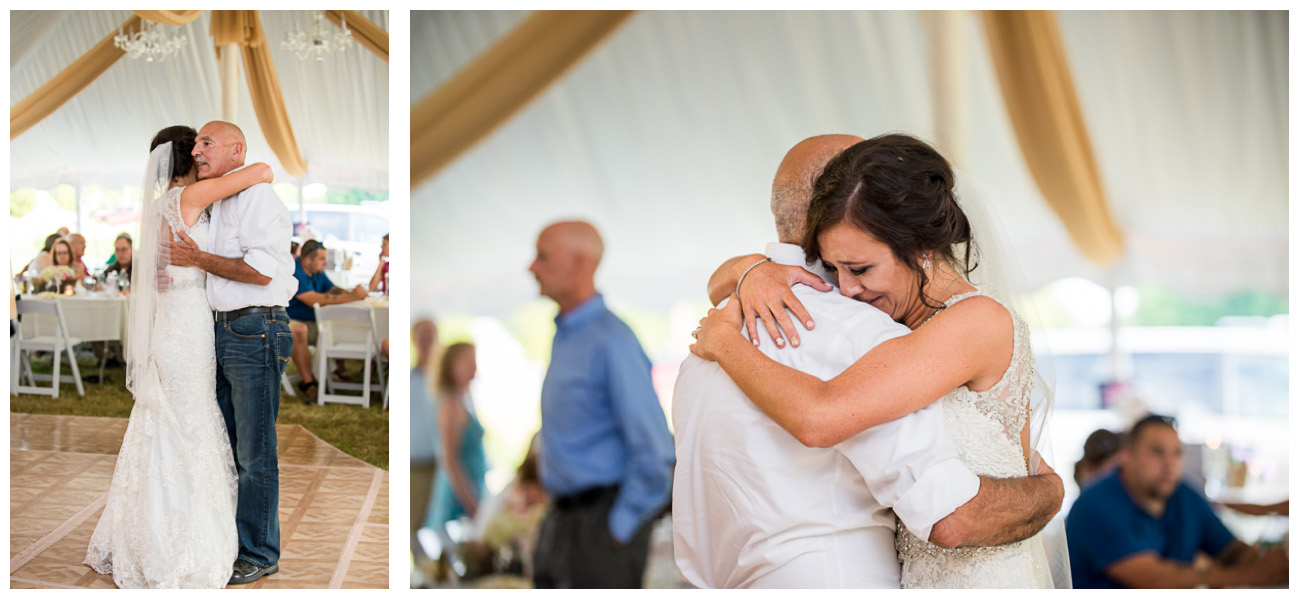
[936,293,1015,342]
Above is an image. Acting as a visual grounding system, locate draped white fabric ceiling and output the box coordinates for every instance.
[10,10,389,191]
[417,10,1285,319]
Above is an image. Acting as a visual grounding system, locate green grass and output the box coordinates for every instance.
[11,354,389,470]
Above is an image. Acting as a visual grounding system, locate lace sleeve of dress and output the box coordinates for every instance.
[161,187,189,239]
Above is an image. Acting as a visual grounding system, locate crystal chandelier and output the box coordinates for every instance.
[282,11,354,61]
[114,21,188,62]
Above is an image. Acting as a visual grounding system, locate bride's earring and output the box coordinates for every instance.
[922,252,932,270]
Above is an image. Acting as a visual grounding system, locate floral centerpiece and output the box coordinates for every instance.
[39,265,74,282]
[38,265,75,293]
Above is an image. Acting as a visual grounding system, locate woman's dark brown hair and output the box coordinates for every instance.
[801,133,977,310]
[51,238,75,267]
[149,125,197,182]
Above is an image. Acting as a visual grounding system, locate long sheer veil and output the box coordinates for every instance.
[952,169,1071,588]
[125,142,172,405]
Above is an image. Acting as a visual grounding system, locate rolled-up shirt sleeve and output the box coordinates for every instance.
[238,184,290,278]
[836,406,979,542]
[829,310,979,542]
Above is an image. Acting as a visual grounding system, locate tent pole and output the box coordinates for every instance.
[220,43,240,122]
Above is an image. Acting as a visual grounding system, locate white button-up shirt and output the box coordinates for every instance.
[671,242,980,589]
[205,173,297,312]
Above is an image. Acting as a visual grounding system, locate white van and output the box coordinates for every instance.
[290,202,389,287]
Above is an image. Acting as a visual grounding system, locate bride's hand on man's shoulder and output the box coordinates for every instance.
[689,295,744,362]
[735,260,830,349]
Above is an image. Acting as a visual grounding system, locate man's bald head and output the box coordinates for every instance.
[194,120,248,180]
[530,220,604,311]
[771,134,863,243]
[542,220,604,267]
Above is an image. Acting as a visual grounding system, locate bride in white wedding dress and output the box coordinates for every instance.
[84,126,273,588]
[692,133,1068,588]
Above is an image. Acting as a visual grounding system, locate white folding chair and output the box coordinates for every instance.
[370,309,389,409]
[313,304,373,407]
[13,299,85,397]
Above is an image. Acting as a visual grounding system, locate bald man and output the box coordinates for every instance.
[671,135,1066,587]
[528,221,675,588]
[169,120,296,585]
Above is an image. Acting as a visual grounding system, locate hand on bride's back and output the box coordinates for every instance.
[735,260,831,349]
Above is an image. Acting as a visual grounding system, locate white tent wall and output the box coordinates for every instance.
[413,10,1286,322]
[10,10,389,193]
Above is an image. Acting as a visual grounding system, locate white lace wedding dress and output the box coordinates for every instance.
[895,291,1054,588]
[84,187,239,588]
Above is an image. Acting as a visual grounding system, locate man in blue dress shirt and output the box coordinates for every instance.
[528,221,676,588]
[1066,414,1287,588]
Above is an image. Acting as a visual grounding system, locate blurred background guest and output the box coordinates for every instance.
[27,232,64,273]
[527,221,675,589]
[69,233,89,278]
[1074,429,1123,491]
[44,238,85,284]
[1066,415,1288,588]
[429,342,488,526]
[290,240,300,259]
[369,233,390,294]
[287,239,368,399]
[410,318,441,557]
[104,233,133,281]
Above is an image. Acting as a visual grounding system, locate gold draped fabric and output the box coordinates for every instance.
[325,10,388,62]
[411,10,634,187]
[982,10,1125,267]
[10,15,143,140]
[134,10,200,26]
[210,10,308,176]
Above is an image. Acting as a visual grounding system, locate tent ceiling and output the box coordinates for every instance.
[413,10,1286,320]
[10,10,389,191]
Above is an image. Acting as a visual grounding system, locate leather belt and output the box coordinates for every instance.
[553,485,618,511]
[214,306,286,322]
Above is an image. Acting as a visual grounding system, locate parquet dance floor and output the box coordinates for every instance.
[10,414,388,589]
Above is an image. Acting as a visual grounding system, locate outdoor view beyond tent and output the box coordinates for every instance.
[10,10,390,590]
[412,10,1287,589]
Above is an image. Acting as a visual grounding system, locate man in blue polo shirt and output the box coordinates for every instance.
[1066,414,1287,588]
[287,240,367,399]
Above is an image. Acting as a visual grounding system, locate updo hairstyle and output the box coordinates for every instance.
[801,133,978,311]
[149,125,198,182]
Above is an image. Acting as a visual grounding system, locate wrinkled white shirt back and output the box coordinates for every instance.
[671,242,980,588]
[205,174,296,312]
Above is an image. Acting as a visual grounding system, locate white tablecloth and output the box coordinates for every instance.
[19,294,128,344]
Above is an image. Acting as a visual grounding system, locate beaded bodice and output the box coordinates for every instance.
[894,290,1049,588]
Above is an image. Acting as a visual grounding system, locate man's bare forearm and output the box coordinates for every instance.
[929,473,1063,548]
[195,252,271,286]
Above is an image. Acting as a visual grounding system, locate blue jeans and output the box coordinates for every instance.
[215,309,292,567]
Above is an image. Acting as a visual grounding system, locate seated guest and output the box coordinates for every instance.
[369,233,389,293]
[27,232,63,273]
[287,240,367,398]
[1067,414,1288,588]
[45,238,86,281]
[1074,428,1123,490]
[104,233,134,282]
[69,233,89,278]
[291,240,300,258]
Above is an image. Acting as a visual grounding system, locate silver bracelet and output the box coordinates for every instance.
[736,257,772,298]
